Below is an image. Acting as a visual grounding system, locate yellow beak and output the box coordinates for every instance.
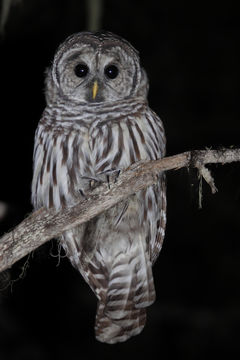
[92,81,98,100]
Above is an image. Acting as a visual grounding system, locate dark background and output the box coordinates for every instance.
[0,1,240,359]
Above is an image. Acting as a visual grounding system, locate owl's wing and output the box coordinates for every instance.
[139,175,166,265]
[139,109,167,263]
[32,120,95,211]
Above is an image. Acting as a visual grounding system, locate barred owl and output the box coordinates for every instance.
[32,31,166,344]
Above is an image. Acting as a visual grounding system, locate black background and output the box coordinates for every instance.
[0,1,240,359]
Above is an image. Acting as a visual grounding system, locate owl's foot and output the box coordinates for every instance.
[97,168,121,189]
[80,169,121,192]
[80,175,103,191]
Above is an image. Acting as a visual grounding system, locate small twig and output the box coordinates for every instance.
[197,165,218,194]
[0,148,240,273]
[196,163,218,208]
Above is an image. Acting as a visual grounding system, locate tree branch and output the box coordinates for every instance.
[1,148,240,273]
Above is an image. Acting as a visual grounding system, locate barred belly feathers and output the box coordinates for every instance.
[32,31,166,344]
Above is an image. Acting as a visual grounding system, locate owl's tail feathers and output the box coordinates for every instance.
[95,302,146,344]
[94,246,156,344]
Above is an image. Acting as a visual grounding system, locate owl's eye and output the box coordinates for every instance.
[104,65,119,79]
[74,63,89,77]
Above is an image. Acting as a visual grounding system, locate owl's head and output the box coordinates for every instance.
[45,31,148,105]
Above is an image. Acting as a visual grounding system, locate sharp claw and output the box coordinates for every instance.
[106,175,111,189]
[114,169,121,183]
[79,189,86,198]
[97,168,121,185]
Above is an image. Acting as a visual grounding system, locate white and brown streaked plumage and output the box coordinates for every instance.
[32,31,166,344]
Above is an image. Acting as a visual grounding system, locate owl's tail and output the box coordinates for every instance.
[95,302,147,344]
[94,239,156,344]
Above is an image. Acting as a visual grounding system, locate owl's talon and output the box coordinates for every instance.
[79,189,86,198]
[80,175,102,183]
[80,175,103,190]
[107,175,111,189]
[97,168,121,186]
[114,169,121,183]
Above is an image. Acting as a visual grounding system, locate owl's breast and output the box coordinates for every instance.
[88,119,130,175]
[32,106,165,210]
[87,113,162,177]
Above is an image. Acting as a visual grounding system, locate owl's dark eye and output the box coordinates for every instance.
[104,65,119,79]
[74,63,89,78]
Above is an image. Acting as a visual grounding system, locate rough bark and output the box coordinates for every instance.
[1,148,240,273]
